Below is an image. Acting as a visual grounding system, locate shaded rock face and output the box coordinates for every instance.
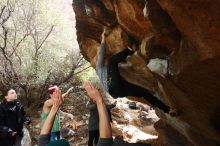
[72,0,220,146]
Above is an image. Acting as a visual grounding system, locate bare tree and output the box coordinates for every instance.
[0,0,86,107]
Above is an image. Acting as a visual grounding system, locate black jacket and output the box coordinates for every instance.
[0,100,30,146]
[86,101,114,131]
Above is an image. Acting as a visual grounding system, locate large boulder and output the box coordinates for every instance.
[72,0,220,145]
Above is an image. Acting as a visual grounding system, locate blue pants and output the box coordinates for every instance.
[50,131,61,141]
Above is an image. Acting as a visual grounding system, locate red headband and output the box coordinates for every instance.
[48,86,58,94]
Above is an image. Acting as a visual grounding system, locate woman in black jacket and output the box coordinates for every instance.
[0,88,31,146]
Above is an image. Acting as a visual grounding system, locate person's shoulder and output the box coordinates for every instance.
[0,101,4,107]
[0,100,7,109]
[44,99,53,106]
[0,102,4,110]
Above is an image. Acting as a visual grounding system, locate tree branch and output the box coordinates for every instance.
[0,6,6,19]
[74,65,91,75]
[9,33,28,57]
[36,25,54,55]
[0,5,13,25]
[14,51,22,65]
[32,25,54,59]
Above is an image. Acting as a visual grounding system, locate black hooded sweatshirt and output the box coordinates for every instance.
[0,100,30,146]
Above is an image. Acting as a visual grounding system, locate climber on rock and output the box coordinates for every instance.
[96,27,179,117]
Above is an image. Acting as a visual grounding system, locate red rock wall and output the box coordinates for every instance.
[72,0,220,145]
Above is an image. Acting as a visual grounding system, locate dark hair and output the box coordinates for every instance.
[1,88,14,98]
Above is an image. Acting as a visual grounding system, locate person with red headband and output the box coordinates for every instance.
[41,85,76,142]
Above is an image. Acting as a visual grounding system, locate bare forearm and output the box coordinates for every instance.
[101,36,105,44]
[40,106,58,135]
[62,87,73,98]
[96,99,112,138]
[60,110,74,119]
[60,110,67,116]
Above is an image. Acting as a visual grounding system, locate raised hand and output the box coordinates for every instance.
[83,81,103,103]
[101,26,110,43]
[51,88,63,108]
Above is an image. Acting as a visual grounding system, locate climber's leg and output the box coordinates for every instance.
[107,48,134,96]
